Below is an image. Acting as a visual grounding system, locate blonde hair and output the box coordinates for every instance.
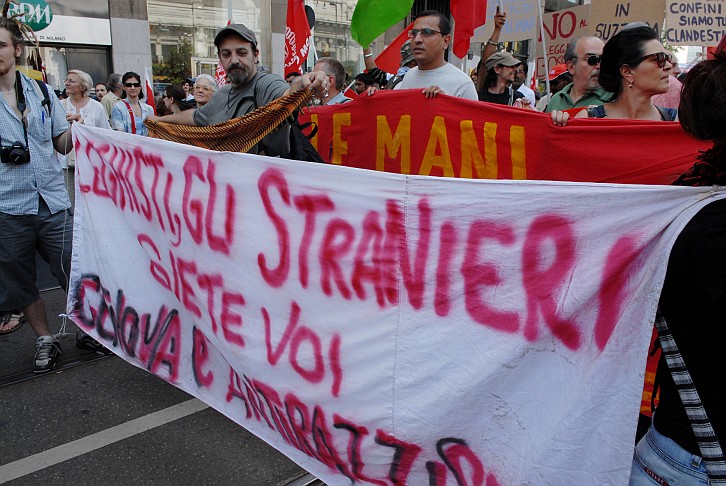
[67,69,93,96]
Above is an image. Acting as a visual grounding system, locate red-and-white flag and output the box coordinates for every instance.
[451,0,488,59]
[214,61,227,87]
[284,0,312,76]
[144,67,156,115]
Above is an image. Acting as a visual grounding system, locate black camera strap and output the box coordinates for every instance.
[14,70,31,152]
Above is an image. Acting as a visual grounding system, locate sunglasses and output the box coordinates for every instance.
[194,84,214,93]
[408,28,443,38]
[582,54,601,66]
[123,82,142,88]
[633,51,673,68]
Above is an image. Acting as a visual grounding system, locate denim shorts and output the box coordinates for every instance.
[630,425,708,485]
[0,197,73,310]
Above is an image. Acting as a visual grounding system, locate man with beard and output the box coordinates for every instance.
[545,36,612,112]
[151,24,327,156]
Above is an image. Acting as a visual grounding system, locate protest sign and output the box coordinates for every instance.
[70,124,725,485]
[472,0,538,43]
[533,4,590,80]
[298,90,708,185]
[665,0,726,46]
[589,0,666,41]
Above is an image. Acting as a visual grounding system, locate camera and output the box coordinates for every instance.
[1,142,30,165]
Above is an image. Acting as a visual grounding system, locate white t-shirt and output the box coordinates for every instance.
[59,98,110,167]
[517,84,537,106]
[394,63,478,100]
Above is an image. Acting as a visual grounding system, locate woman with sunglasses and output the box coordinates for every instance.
[552,25,676,125]
[162,85,195,115]
[110,71,154,136]
[193,74,217,107]
[628,35,726,485]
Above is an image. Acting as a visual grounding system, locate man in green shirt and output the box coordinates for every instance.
[546,36,612,112]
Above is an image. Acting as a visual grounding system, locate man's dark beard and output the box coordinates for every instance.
[227,64,250,86]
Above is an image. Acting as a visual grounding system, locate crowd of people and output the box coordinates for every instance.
[1,7,724,484]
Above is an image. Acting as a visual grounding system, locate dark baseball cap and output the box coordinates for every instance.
[214,23,257,49]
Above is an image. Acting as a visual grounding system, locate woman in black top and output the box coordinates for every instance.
[629,35,726,486]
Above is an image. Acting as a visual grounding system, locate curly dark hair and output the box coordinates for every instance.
[672,36,726,186]
[598,26,659,98]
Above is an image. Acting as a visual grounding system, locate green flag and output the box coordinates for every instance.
[350,0,415,48]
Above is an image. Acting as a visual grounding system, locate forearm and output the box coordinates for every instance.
[363,47,377,71]
[153,109,197,125]
[53,126,73,155]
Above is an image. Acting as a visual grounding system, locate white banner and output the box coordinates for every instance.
[69,125,724,485]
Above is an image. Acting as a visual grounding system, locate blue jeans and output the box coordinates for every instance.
[630,425,708,485]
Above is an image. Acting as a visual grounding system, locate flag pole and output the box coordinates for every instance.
[536,0,550,97]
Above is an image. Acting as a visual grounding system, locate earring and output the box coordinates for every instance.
[628,81,633,88]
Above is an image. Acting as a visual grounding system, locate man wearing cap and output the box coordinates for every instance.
[393,10,478,100]
[478,51,528,106]
[535,64,572,111]
[150,23,327,156]
[545,36,611,112]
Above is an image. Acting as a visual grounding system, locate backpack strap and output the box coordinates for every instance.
[654,311,726,483]
[31,78,51,117]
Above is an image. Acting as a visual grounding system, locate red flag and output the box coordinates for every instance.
[343,83,359,99]
[451,0,488,59]
[373,23,413,75]
[285,0,312,76]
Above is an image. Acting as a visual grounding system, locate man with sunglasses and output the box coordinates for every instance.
[545,36,612,112]
[392,10,478,100]
[150,23,327,156]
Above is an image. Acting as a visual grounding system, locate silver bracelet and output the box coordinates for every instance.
[487,40,498,46]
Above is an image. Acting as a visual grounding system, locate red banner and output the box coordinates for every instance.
[285,0,312,77]
[299,90,709,185]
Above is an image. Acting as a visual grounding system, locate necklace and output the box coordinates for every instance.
[0,89,14,94]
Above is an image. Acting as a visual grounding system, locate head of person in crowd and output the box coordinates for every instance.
[163,85,194,114]
[108,73,123,97]
[94,82,108,100]
[182,78,194,96]
[677,36,726,166]
[513,61,528,89]
[400,39,416,69]
[483,51,521,90]
[598,25,672,100]
[564,36,605,97]
[548,63,572,95]
[193,73,217,107]
[470,68,478,84]
[313,57,349,104]
[354,72,379,94]
[285,71,301,85]
[64,69,93,101]
[409,10,451,70]
[214,23,259,88]
[120,71,144,100]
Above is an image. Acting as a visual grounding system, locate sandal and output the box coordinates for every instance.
[0,310,26,335]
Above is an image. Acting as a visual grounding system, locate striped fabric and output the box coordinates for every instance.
[655,312,726,484]
[145,89,312,153]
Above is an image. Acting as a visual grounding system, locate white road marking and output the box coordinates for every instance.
[0,398,209,483]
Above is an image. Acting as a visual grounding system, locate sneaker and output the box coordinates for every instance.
[33,336,61,374]
[75,330,110,354]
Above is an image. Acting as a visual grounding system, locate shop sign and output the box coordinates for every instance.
[7,0,53,32]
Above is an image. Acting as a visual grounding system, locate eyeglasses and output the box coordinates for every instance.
[123,82,141,88]
[162,94,170,99]
[633,51,673,68]
[194,84,214,93]
[582,54,601,66]
[408,28,443,38]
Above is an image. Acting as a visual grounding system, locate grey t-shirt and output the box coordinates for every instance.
[193,72,290,155]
